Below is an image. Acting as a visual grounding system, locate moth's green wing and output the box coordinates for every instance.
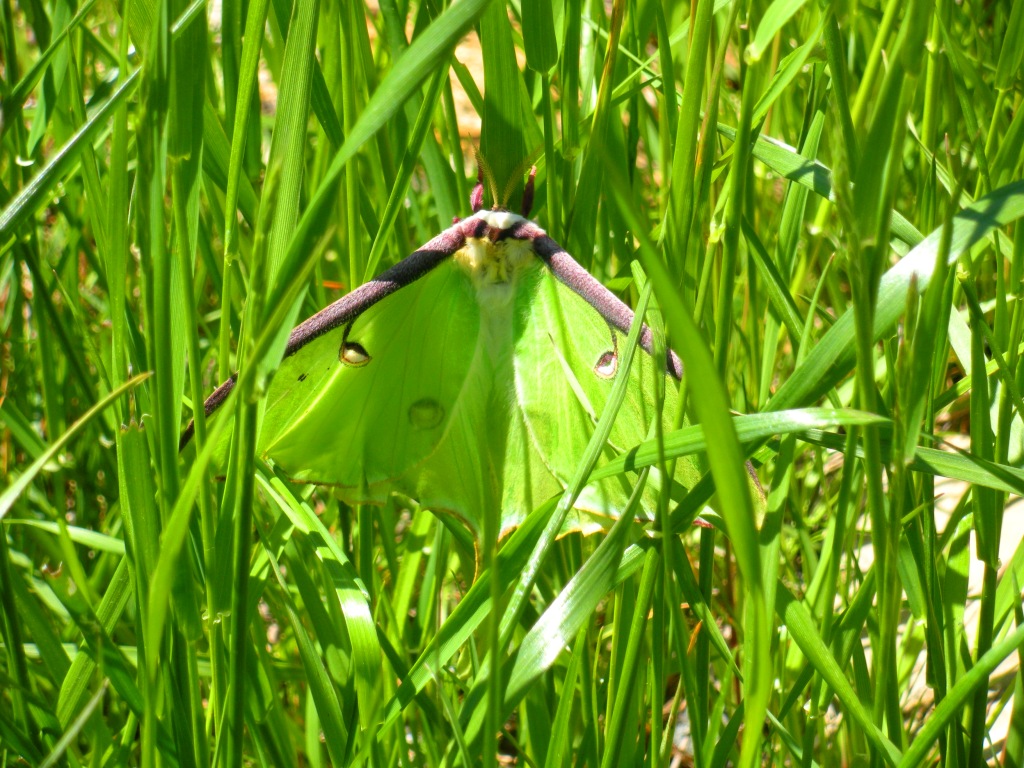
[500,393,567,534]
[259,262,473,491]
[509,268,702,532]
[196,220,707,541]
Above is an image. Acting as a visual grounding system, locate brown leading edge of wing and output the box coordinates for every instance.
[512,219,686,381]
[178,222,470,451]
[515,220,765,503]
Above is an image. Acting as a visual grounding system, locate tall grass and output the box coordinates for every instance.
[2,0,1024,765]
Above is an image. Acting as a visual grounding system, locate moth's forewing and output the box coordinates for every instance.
[511,264,702,531]
[260,261,481,495]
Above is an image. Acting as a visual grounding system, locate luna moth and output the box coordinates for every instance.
[183,181,703,540]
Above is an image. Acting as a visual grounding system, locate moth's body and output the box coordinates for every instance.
[455,210,538,300]
[189,207,697,540]
[454,211,540,375]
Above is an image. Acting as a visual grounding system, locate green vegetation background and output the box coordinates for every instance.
[2,0,1024,765]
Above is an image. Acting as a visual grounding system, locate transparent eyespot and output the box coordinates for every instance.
[594,351,618,379]
[340,342,371,367]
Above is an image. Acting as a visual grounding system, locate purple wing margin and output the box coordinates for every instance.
[510,219,685,380]
[179,223,468,450]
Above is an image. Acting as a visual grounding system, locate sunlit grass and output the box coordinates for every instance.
[2,0,1024,766]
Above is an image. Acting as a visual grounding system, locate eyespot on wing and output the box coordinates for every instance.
[408,397,445,430]
[340,341,371,367]
[594,350,618,379]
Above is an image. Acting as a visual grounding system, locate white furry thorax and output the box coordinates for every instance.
[454,210,541,309]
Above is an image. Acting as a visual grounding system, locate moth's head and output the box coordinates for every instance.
[470,151,538,218]
[456,209,538,306]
